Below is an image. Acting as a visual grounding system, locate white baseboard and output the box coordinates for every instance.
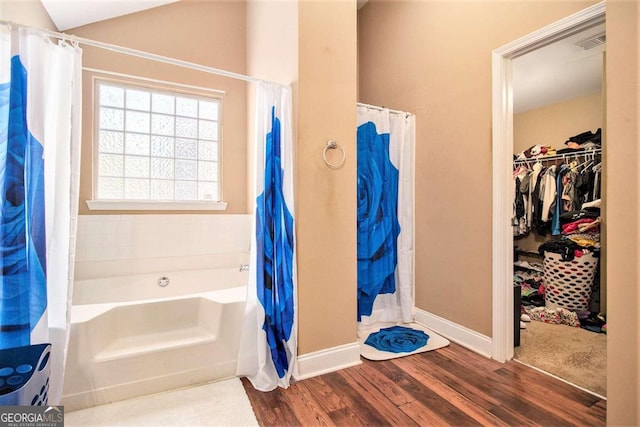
[414,308,493,358]
[295,342,362,381]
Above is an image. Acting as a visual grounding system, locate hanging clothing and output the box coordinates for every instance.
[512,152,601,238]
[540,165,557,223]
[512,166,529,236]
[552,164,569,235]
[527,162,544,229]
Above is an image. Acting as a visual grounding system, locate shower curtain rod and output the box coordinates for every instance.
[357,102,411,117]
[0,20,279,85]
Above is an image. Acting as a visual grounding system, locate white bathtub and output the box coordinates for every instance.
[62,267,248,411]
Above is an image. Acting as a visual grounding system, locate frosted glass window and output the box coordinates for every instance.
[198,182,218,201]
[95,80,222,203]
[151,158,174,179]
[176,139,197,159]
[124,178,149,199]
[176,97,198,117]
[126,89,150,111]
[100,86,124,108]
[98,177,123,199]
[175,159,197,180]
[198,120,218,141]
[99,131,124,154]
[125,156,150,178]
[125,133,150,156]
[199,101,218,120]
[99,154,123,177]
[151,136,174,158]
[198,161,217,181]
[198,141,216,161]
[152,93,174,114]
[152,113,174,136]
[100,108,124,131]
[151,179,174,200]
[125,111,150,133]
[176,117,198,138]
[175,181,197,200]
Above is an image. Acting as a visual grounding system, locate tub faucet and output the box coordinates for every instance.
[239,264,249,272]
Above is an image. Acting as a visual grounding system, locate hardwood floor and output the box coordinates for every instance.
[242,342,606,426]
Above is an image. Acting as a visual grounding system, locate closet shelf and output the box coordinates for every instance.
[515,248,544,259]
[513,148,601,165]
[513,260,544,273]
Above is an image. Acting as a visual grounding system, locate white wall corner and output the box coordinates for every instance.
[414,308,493,359]
[295,342,362,381]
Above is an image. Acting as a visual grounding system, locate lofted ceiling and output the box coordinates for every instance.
[40,0,179,31]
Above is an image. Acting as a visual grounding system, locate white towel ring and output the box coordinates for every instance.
[323,140,346,169]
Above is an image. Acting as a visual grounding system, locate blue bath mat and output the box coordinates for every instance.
[364,325,429,353]
[359,322,450,361]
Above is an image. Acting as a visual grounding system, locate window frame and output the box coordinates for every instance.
[88,76,227,211]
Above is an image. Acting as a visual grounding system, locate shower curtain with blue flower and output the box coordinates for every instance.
[357,105,415,326]
[237,82,297,391]
[0,26,82,404]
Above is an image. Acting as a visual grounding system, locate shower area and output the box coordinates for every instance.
[356,103,415,327]
[355,103,450,359]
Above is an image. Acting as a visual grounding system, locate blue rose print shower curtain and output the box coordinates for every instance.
[237,82,297,391]
[357,105,415,326]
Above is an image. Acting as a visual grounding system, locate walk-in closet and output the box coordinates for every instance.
[511,22,606,397]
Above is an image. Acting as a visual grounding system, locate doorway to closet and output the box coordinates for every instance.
[491,1,606,398]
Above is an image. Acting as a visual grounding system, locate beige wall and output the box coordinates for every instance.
[606,1,639,424]
[0,0,56,30]
[296,0,358,354]
[248,0,358,355]
[514,92,602,154]
[246,0,299,211]
[68,0,248,214]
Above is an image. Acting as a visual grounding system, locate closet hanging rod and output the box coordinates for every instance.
[357,102,410,117]
[0,20,281,86]
[513,148,601,165]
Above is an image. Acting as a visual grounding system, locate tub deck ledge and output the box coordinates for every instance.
[95,327,217,362]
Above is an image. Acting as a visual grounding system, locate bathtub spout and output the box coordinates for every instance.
[239,264,249,272]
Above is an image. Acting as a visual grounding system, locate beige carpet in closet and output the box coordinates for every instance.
[514,320,606,397]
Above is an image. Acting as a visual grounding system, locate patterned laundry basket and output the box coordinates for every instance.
[543,251,598,312]
[0,343,51,406]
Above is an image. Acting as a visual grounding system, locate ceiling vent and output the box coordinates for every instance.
[576,33,606,50]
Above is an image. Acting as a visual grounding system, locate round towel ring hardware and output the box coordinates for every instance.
[323,140,346,169]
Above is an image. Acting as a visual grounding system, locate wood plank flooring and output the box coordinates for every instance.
[242,342,606,426]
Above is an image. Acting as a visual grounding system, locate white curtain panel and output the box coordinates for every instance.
[357,105,415,326]
[0,26,82,404]
[237,81,297,391]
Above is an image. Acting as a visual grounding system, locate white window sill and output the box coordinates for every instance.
[86,200,228,211]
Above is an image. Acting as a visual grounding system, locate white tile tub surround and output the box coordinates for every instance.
[64,214,252,411]
[74,214,252,279]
